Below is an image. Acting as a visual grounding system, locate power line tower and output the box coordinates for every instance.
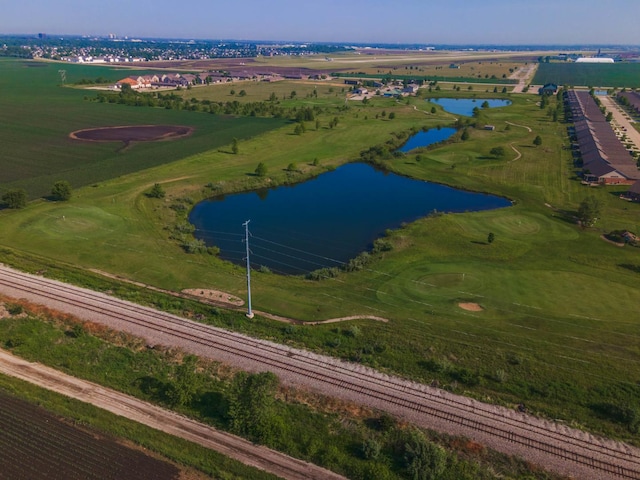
[242,220,254,318]
[58,70,67,85]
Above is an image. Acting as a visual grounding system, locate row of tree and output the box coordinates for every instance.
[1,181,71,209]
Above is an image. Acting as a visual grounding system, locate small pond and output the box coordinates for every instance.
[427,98,511,117]
[398,127,456,153]
[189,163,510,275]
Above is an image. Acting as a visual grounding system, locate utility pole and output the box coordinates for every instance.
[243,220,254,318]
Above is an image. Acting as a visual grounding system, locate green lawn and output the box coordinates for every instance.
[1,58,640,443]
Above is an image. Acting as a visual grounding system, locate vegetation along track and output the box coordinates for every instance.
[1,264,639,480]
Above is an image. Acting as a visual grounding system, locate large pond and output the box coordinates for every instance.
[189,163,510,275]
[427,98,511,117]
[398,127,456,153]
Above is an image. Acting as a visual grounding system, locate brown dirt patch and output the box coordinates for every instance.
[69,125,194,144]
[181,289,244,307]
[458,302,484,312]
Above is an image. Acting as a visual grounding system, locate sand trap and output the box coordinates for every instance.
[182,289,244,307]
[458,302,484,312]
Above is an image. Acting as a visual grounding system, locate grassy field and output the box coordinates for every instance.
[1,57,640,446]
[0,59,284,198]
[533,62,640,88]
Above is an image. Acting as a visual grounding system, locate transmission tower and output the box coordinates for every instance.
[58,70,67,85]
[242,220,254,318]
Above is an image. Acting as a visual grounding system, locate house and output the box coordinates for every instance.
[344,79,359,85]
[538,83,558,95]
[484,125,496,131]
[403,84,419,94]
[449,63,461,69]
[354,87,368,95]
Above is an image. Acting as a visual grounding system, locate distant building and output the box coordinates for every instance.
[449,63,461,69]
[538,83,558,95]
[575,57,615,63]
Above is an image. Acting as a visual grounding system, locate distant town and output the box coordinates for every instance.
[2,34,640,63]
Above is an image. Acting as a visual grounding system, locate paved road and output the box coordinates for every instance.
[599,95,640,151]
[0,349,345,480]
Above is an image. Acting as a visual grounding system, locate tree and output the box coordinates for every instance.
[460,129,470,141]
[228,371,280,443]
[430,106,436,114]
[577,196,601,227]
[166,355,199,407]
[51,180,72,201]
[2,189,27,209]
[472,106,481,118]
[255,162,268,177]
[231,137,239,154]
[481,100,490,109]
[488,232,495,244]
[230,89,235,95]
[490,146,506,158]
[606,111,613,122]
[238,89,247,97]
[147,183,165,198]
[388,112,396,119]
[403,429,446,480]
[533,135,542,147]
[286,162,297,172]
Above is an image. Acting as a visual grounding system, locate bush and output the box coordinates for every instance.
[2,189,27,209]
[51,180,72,201]
[147,183,166,199]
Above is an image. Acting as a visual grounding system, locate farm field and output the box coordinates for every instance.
[0,59,285,198]
[1,56,640,449]
[533,62,640,88]
[0,389,181,480]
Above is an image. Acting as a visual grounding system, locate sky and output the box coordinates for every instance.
[2,0,639,45]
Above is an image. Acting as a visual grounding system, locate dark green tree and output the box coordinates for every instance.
[460,129,470,141]
[578,196,601,227]
[533,135,542,146]
[2,189,27,209]
[51,180,72,201]
[606,111,613,122]
[231,137,239,154]
[228,371,280,443]
[255,162,268,177]
[166,355,199,407]
[488,232,495,244]
[490,146,506,158]
[481,100,490,109]
[403,429,447,480]
[147,183,166,198]
[388,112,396,119]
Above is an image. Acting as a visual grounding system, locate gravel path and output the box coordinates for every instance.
[1,263,639,480]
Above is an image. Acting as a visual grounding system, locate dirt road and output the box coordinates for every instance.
[0,348,345,480]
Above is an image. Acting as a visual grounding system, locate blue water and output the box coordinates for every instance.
[398,127,456,153]
[190,163,510,275]
[427,98,511,117]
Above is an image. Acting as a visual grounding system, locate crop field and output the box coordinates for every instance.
[0,59,285,198]
[0,389,180,480]
[533,62,640,88]
[1,55,640,448]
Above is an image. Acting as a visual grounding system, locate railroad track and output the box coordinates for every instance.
[1,264,639,479]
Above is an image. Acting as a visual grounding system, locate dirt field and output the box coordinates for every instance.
[0,390,181,480]
[69,125,194,144]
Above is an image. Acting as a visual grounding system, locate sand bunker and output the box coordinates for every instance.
[182,289,244,307]
[458,302,484,312]
[70,125,193,144]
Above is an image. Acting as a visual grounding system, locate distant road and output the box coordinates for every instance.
[1,263,640,480]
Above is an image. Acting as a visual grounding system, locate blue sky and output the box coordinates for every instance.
[2,0,639,45]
